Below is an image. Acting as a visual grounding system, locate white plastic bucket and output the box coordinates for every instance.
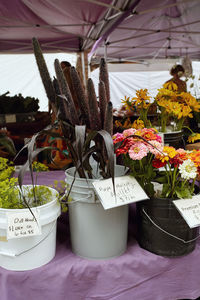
[65,165,129,259]
[0,185,61,271]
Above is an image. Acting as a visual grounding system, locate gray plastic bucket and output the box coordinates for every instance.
[65,165,129,259]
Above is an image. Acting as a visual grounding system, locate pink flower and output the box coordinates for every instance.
[147,140,163,155]
[112,132,124,144]
[176,148,186,155]
[129,142,149,160]
[123,128,137,138]
[113,133,123,140]
[155,135,162,143]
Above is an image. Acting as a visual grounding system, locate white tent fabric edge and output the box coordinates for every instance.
[0,53,77,112]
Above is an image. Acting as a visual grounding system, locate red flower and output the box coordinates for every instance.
[169,155,183,168]
[115,138,135,156]
[152,158,167,168]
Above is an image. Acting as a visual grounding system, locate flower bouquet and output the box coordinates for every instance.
[114,127,200,199]
[155,82,200,133]
[113,128,200,256]
[121,89,155,128]
[113,127,163,197]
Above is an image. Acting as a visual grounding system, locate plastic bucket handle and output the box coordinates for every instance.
[61,190,98,204]
[0,220,56,258]
[142,208,200,244]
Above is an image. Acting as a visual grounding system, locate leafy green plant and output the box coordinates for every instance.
[0,158,58,209]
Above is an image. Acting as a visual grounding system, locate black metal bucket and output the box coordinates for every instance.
[164,130,185,148]
[136,198,199,257]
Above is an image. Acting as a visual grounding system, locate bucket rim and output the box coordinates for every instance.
[65,165,128,183]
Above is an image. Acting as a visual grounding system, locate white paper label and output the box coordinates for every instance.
[5,114,16,123]
[173,195,200,228]
[92,175,149,210]
[7,210,41,239]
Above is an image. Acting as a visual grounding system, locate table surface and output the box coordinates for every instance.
[0,171,200,300]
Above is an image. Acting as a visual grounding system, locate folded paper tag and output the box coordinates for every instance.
[7,210,41,239]
[92,175,149,210]
[173,195,200,228]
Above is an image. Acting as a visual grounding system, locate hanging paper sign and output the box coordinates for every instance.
[7,210,41,239]
[173,195,200,228]
[5,114,16,123]
[92,175,149,210]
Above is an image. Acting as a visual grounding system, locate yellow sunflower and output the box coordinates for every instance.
[163,82,178,91]
[188,133,200,143]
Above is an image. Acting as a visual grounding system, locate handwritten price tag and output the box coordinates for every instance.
[7,210,41,239]
[173,195,200,228]
[92,175,149,210]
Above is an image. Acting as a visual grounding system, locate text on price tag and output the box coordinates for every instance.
[173,195,200,228]
[92,175,149,210]
[7,210,41,239]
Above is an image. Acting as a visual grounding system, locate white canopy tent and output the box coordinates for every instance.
[91,60,200,109]
[0,56,199,111]
[0,53,77,111]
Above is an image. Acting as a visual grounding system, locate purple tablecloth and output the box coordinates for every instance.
[0,171,200,300]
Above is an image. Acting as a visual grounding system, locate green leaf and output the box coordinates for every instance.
[154,176,168,184]
[144,182,155,197]
[174,187,193,199]
[161,183,171,197]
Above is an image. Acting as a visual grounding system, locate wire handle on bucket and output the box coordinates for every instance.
[142,208,200,244]
[61,190,99,204]
[0,220,56,258]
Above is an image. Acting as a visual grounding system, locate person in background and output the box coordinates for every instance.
[165,64,187,92]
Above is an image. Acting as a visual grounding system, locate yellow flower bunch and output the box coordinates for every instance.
[121,96,132,111]
[132,118,145,129]
[188,133,200,143]
[131,89,151,108]
[156,83,200,132]
[121,89,152,127]
[115,118,144,130]
[163,81,178,91]
[32,161,49,172]
[0,157,15,181]
[179,92,200,112]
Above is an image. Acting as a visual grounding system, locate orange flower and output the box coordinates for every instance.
[188,150,200,167]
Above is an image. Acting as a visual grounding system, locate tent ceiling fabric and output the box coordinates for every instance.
[90,0,200,62]
[0,0,138,53]
[0,0,200,60]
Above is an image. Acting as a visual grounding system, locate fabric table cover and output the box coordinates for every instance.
[0,171,200,300]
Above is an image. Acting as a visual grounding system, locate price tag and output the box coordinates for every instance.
[173,195,200,228]
[7,210,41,239]
[5,114,16,123]
[92,175,149,210]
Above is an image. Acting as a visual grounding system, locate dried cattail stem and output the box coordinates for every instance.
[70,67,90,128]
[54,59,79,125]
[87,78,101,131]
[99,58,110,102]
[32,37,57,112]
[98,81,107,128]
